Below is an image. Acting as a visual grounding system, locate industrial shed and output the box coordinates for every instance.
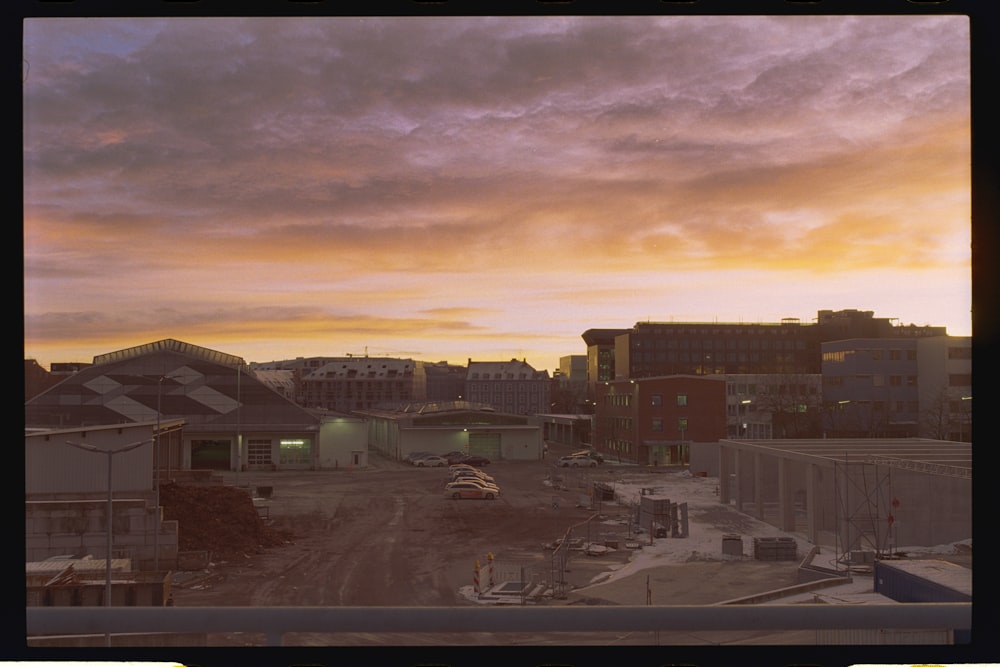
[358,401,545,462]
[718,438,971,555]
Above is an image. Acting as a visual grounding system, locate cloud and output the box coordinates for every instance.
[23,15,972,367]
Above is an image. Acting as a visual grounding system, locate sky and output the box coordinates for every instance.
[22,15,972,373]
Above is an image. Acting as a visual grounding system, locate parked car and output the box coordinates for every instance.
[457,454,491,466]
[557,454,597,468]
[444,481,500,500]
[452,472,497,487]
[415,455,448,467]
[448,468,493,482]
[571,449,604,464]
[451,477,499,492]
[446,452,471,465]
[403,451,433,464]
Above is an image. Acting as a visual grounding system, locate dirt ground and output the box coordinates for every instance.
[162,443,836,646]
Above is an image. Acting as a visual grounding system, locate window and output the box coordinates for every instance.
[651,394,662,407]
[676,393,688,407]
[279,438,311,465]
[677,417,688,432]
[651,418,664,432]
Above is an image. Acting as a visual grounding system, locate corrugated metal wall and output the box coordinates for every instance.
[26,430,154,495]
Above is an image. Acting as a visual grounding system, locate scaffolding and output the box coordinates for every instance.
[834,454,894,569]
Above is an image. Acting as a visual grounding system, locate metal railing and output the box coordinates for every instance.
[27,603,971,647]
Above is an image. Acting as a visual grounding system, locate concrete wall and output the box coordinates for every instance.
[720,444,971,550]
[317,417,368,469]
[498,429,545,461]
[688,441,720,477]
[26,499,179,571]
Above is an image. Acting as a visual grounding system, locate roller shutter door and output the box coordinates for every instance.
[468,432,501,459]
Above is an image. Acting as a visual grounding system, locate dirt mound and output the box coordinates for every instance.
[160,482,292,561]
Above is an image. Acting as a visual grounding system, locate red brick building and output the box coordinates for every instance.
[594,375,727,466]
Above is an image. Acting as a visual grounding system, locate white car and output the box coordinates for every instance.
[557,455,597,468]
[449,468,495,483]
[415,455,448,467]
[448,475,500,489]
[444,481,500,500]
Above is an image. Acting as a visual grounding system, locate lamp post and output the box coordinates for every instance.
[64,438,152,645]
[149,373,183,571]
[740,399,751,438]
[958,396,972,442]
[122,372,182,571]
[836,400,851,438]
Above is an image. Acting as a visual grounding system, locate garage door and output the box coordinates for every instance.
[468,432,501,459]
[191,439,232,470]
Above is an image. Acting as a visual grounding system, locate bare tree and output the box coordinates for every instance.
[752,374,824,438]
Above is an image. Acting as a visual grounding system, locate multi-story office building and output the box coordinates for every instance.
[464,359,551,416]
[553,355,588,412]
[821,336,971,440]
[724,373,823,439]
[593,375,727,466]
[916,336,972,441]
[582,309,948,401]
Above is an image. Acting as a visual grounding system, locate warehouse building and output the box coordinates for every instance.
[718,438,971,553]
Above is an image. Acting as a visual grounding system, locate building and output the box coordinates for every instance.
[419,360,467,402]
[359,401,544,462]
[821,335,971,440]
[25,420,184,570]
[534,413,594,448]
[593,375,727,466]
[580,328,625,400]
[252,368,298,402]
[916,336,972,441]
[552,355,589,413]
[717,437,971,552]
[821,338,921,438]
[582,309,948,400]
[299,356,417,412]
[24,338,365,471]
[724,373,823,439]
[464,359,551,416]
[25,358,62,402]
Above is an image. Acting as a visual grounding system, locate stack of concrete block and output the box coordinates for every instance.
[753,536,797,561]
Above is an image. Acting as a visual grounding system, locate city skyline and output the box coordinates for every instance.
[23,16,972,373]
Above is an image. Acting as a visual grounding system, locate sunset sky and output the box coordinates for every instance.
[22,15,971,373]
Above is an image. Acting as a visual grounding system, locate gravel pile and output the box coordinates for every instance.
[160,482,292,561]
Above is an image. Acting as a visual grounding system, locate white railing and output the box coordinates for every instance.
[26,603,971,647]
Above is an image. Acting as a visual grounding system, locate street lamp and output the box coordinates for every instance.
[64,438,152,644]
[740,399,752,438]
[121,372,183,571]
[959,396,972,442]
[145,373,184,571]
